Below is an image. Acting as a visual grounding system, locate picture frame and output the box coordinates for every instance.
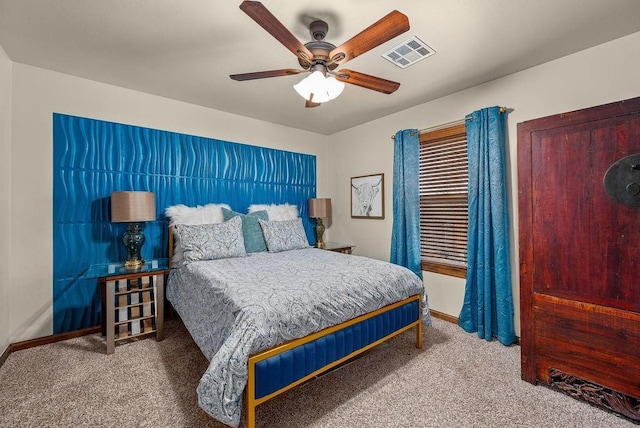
[351,173,385,219]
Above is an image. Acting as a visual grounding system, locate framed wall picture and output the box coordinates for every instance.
[351,173,385,219]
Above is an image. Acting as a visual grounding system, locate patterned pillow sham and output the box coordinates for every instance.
[175,216,246,264]
[165,203,231,266]
[221,208,268,253]
[258,218,310,252]
[248,203,298,221]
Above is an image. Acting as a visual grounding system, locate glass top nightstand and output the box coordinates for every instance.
[83,258,169,280]
[317,242,355,254]
[83,258,169,354]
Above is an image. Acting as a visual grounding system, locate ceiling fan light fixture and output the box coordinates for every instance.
[294,70,345,103]
[325,75,345,99]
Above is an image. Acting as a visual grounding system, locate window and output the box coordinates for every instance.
[419,123,468,278]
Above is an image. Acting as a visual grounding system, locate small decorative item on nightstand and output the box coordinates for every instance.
[111,191,156,269]
[308,198,332,248]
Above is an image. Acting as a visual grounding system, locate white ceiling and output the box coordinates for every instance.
[1,0,640,135]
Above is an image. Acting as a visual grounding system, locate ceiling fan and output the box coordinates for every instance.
[230,1,410,107]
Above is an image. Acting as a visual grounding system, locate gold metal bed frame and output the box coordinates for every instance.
[245,294,422,428]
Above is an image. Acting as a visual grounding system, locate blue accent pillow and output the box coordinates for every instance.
[222,207,269,253]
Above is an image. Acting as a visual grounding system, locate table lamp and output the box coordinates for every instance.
[308,198,332,249]
[111,191,156,269]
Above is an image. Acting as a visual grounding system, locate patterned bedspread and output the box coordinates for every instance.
[166,248,430,427]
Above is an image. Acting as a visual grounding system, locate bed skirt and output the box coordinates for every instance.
[246,294,423,427]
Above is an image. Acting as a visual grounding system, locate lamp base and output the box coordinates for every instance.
[314,218,326,249]
[124,258,145,269]
[122,223,146,270]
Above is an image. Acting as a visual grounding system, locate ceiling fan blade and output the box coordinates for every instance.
[305,93,321,108]
[328,10,409,67]
[230,69,304,81]
[335,70,400,94]
[239,1,313,65]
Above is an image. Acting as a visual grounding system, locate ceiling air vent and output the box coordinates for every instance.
[382,36,435,69]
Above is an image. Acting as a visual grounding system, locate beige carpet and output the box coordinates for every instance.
[0,317,635,428]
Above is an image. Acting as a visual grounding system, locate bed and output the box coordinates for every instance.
[165,206,429,428]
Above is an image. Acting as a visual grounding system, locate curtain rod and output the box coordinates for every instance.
[390,106,509,140]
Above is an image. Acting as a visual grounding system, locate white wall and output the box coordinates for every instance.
[328,31,640,336]
[0,45,12,354]
[9,64,330,341]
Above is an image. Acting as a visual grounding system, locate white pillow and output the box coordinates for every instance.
[165,203,231,226]
[248,203,298,221]
[165,203,231,266]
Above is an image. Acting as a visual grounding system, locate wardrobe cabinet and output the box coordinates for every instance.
[518,97,640,421]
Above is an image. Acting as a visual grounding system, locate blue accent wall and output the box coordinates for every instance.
[53,114,316,333]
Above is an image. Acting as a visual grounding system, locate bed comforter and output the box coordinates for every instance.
[166,248,429,427]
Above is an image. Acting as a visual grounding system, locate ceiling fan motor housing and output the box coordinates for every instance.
[297,19,342,71]
[300,39,336,70]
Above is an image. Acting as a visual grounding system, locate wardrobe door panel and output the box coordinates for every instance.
[530,117,640,312]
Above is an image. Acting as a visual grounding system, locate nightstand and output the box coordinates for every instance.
[319,241,356,254]
[83,259,169,354]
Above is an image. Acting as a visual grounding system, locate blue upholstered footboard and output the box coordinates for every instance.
[252,296,421,400]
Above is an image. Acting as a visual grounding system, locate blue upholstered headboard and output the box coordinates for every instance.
[52,113,316,333]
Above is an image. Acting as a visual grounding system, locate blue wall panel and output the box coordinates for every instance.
[53,114,317,333]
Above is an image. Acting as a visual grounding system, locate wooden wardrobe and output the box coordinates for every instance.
[518,96,640,421]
